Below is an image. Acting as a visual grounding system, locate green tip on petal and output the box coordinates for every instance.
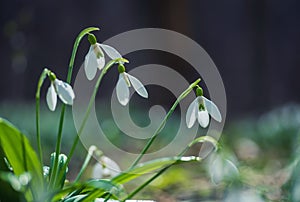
[88,33,97,45]
[118,64,126,73]
[196,86,203,97]
[49,72,56,81]
[199,103,205,111]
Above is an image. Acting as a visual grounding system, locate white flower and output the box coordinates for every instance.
[208,154,239,185]
[46,79,75,111]
[116,72,148,106]
[92,156,121,179]
[186,96,222,128]
[84,43,122,80]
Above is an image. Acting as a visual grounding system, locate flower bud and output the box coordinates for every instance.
[50,153,68,189]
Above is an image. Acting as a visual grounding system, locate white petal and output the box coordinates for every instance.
[92,156,121,179]
[54,79,75,105]
[202,96,222,122]
[92,163,103,179]
[197,110,210,128]
[93,44,105,69]
[116,73,129,106]
[84,46,98,80]
[99,43,122,60]
[46,84,57,111]
[186,98,199,128]
[126,73,148,98]
[101,156,121,177]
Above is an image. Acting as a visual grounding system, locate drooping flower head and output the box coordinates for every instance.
[186,86,222,128]
[92,155,121,179]
[46,72,75,111]
[116,64,148,106]
[84,33,122,80]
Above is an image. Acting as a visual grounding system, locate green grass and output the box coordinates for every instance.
[1,102,300,201]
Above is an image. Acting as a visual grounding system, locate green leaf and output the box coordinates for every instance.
[0,147,23,201]
[84,179,125,195]
[50,184,81,202]
[0,145,11,172]
[112,156,201,185]
[55,180,125,202]
[0,118,44,200]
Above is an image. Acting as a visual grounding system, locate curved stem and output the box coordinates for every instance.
[55,58,127,186]
[66,59,120,165]
[84,78,200,201]
[35,68,50,168]
[66,27,100,83]
[122,134,218,200]
[129,79,201,168]
[49,27,99,190]
[121,166,169,201]
[74,146,100,183]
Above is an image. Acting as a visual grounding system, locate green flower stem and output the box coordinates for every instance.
[49,27,99,190]
[35,68,50,169]
[129,78,201,169]
[105,78,201,201]
[122,136,218,201]
[121,165,171,201]
[67,27,100,83]
[55,58,128,186]
[74,145,101,183]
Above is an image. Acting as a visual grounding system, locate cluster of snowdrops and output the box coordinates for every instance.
[0,27,224,202]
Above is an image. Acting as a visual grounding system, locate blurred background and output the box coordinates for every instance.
[1,0,300,201]
[1,0,300,118]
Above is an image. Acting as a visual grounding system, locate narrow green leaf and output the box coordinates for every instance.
[54,180,125,202]
[112,156,201,185]
[78,179,126,202]
[0,118,44,200]
[50,184,82,202]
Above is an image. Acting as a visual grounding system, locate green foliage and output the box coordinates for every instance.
[113,156,201,185]
[0,147,25,201]
[0,118,43,201]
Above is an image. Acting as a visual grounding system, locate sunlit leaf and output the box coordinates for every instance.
[112,156,201,185]
[58,180,125,202]
[0,118,44,200]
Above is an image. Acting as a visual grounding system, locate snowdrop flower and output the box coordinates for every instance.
[208,153,239,185]
[116,64,148,106]
[6,172,31,191]
[84,33,122,80]
[46,72,75,111]
[92,156,121,179]
[186,86,222,128]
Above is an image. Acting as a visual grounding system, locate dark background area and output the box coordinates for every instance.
[0,0,299,121]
